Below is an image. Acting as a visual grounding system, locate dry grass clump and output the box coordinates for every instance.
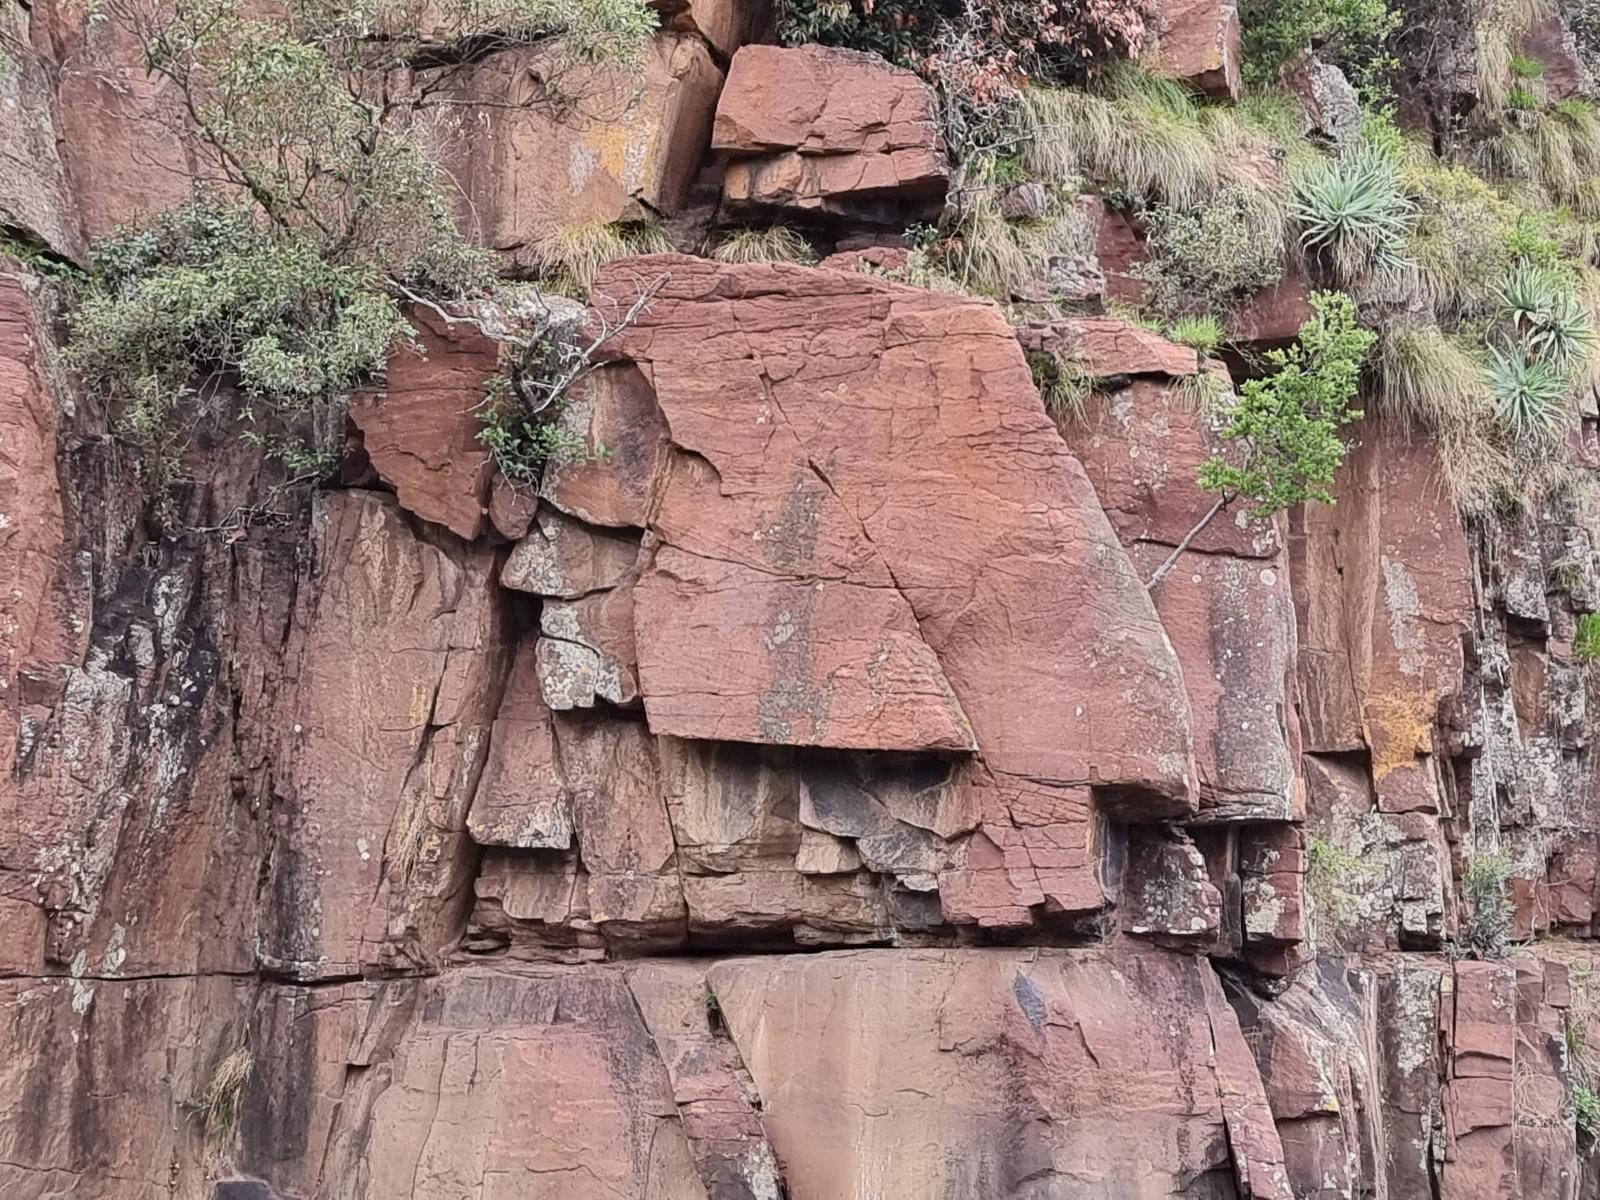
[1019,65,1288,218]
[201,1048,253,1145]
[710,226,816,265]
[534,220,672,294]
[938,185,1096,299]
[1371,325,1518,515]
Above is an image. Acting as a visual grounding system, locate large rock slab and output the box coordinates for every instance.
[593,255,1194,814]
[1066,380,1300,823]
[713,44,947,221]
[0,6,82,259]
[262,491,510,978]
[1289,421,1473,811]
[707,947,1290,1198]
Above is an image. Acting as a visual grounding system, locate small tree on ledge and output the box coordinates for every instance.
[1147,291,1375,591]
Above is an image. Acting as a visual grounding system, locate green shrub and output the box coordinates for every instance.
[1455,852,1515,960]
[69,204,411,485]
[773,0,1155,96]
[1576,613,1600,661]
[1293,142,1415,283]
[1578,1084,1600,1145]
[1134,187,1286,320]
[1240,0,1400,96]
[475,372,587,486]
[1306,835,1369,943]
[1198,291,1375,517]
[65,0,657,510]
[1402,162,1517,322]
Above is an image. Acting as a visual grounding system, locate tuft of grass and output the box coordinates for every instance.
[535,220,671,295]
[1507,85,1540,112]
[1028,350,1094,426]
[1019,65,1288,216]
[1373,324,1491,430]
[201,1048,252,1144]
[709,226,816,265]
[938,186,1095,300]
[1576,612,1600,661]
[1293,142,1416,284]
[1167,314,1225,356]
[1454,852,1516,960]
[1510,52,1546,79]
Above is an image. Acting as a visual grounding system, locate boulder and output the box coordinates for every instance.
[1145,0,1244,101]
[433,32,722,269]
[1517,13,1592,102]
[1282,53,1363,147]
[649,0,773,59]
[713,44,947,221]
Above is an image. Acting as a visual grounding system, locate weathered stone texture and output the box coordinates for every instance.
[714,44,947,220]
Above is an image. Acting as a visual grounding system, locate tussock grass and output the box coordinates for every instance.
[1029,350,1094,426]
[202,1048,253,1145]
[710,226,816,265]
[534,220,672,294]
[1167,314,1225,356]
[1371,325,1521,515]
[1019,65,1288,218]
[940,187,1096,299]
[1373,324,1490,431]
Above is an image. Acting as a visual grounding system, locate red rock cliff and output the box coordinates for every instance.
[6,3,1600,1198]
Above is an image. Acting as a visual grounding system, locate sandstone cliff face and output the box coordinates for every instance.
[7,7,1600,1200]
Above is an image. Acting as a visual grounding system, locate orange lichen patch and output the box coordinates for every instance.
[1362,688,1438,780]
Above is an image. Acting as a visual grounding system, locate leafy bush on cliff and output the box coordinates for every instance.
[1198,290,1375,516]
[68,0,656,502]
[1240,0,1400,95]
[774,0,1155,101]
[69,205,410,487]
[1149,292,1373,588]
[1133,187,1287,320]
